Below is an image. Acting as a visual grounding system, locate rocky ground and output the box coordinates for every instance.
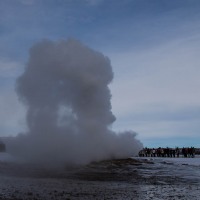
[0,157,199,200]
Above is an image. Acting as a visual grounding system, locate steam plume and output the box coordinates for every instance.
[8,39,142,165]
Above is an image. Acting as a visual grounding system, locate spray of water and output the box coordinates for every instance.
[7,39,142,166]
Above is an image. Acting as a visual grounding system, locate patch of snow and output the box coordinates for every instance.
[155,157,200,166]
[135,156,200,166]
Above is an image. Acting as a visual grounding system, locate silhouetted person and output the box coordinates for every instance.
[176,147,180,157]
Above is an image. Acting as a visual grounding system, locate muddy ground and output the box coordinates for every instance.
[0,158,199,200]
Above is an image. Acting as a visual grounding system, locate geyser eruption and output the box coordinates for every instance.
[8,39,142,165]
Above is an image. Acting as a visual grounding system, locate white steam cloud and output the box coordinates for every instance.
[7,39,142,166]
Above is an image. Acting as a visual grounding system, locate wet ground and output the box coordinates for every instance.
[0,157,200,200]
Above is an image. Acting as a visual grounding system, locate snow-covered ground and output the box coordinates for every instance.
[136,156,200,181]
[0,153,200,199]
[137,156,200,166]
[135,156,200,199]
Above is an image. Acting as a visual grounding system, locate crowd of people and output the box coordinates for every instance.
[138,147,197,158]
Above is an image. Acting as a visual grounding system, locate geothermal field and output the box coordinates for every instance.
[1,39,199,199]
[0,153,200,200]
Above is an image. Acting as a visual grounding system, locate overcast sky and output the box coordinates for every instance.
[0,0,200,147]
